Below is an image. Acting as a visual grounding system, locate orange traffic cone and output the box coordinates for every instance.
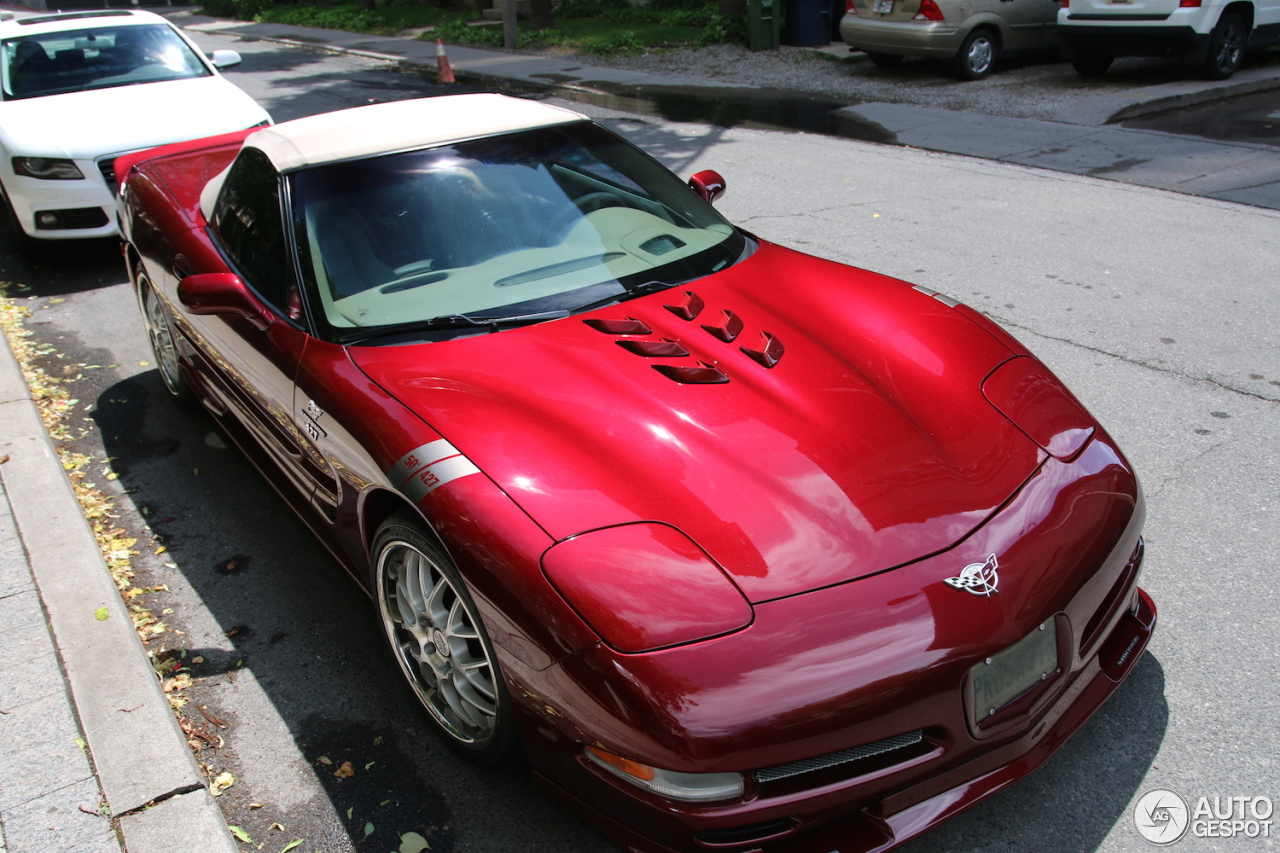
[436,38,456,85]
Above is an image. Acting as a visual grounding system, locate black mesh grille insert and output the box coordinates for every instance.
[755,730,924,783]
[97,157,117,190]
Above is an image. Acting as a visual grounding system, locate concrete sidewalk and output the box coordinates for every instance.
[0,335,237,853]
[181,14,1280,210]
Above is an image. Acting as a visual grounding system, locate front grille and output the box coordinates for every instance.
[97,157,117,191]
[755,730,925,783]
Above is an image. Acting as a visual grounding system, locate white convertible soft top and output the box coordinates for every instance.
[249,93,585,172]
[198,94,586,222]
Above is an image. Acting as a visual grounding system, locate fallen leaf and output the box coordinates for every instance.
[317,755,333,766]
[74,737,86,751]
[281,840,304,853]
[0,454,9,464]
[48,297,64,304]
[248,803,264,810]
[270,822,284,831]
[364,761,375,770]
[373,736,384,746]
[139,360,149,367]
[364,822,374,837]
[228,825,253,844]
[211,771,235,795]
[191,656,205,664]
[94,607,110,621]
[399,831,431,853]
[334,761,355,779]
[155,545,168,554]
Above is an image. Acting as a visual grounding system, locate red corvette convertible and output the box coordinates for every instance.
[117,94,1155,853]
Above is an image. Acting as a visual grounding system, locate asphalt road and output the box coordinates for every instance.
[5,30,1278,853]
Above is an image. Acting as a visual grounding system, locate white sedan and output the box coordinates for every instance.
[0,8,270,248]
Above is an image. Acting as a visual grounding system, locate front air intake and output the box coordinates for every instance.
[755,730,925,783]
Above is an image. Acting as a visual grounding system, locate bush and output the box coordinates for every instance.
[577,29,646,55]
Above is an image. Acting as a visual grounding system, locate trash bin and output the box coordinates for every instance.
[784,0,831,46]
[746,0,782,51]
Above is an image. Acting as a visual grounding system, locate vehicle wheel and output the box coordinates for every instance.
[1204,13,1246,80]
[140,275,197,410]
[373,510,519,766]
[1071,51,1114,77]
[953,29,997,80]
[867,51,904,68]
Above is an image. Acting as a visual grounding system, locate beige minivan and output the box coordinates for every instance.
[840,0,1061,79]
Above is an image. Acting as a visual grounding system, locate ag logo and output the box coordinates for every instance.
[1134,788,1190,845]
[944,554,1000,597]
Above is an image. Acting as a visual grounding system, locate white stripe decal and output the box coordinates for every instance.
[391,440,480,502]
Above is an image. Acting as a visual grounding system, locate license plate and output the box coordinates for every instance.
[874,0,893,12]
[971,621,1058,721]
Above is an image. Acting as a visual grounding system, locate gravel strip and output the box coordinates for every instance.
[513,40,1280,120]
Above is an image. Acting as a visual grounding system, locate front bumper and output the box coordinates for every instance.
[515,433,1157,853]
[2,164,118,241]
[840,17,964,58]
[543,587,1156,853]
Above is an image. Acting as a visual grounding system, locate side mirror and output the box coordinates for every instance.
[688,170,726,205]
[209,49,242,69]
[178,273,272,331]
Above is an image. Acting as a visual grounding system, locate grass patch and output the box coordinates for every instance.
[252,3,472,35]
[203,0,741,52]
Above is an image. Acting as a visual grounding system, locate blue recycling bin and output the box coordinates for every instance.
[784,0,832,46]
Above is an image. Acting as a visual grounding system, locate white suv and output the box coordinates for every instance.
[1059,0,1280,78]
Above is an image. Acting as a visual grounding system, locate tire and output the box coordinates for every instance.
[139,274,197,410]
[867,51,904,68]
[372,510,519,766]
[1204,12,1246,80]
[1072,51,1114,77]
[953,29,997,80]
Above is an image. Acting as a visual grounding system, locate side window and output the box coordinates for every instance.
[212,148,290,311]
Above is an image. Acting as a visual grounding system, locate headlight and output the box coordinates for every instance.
[585,746,745,802]
[541,523,752,653]
[12,157,84,180]
[983,356,1095,460]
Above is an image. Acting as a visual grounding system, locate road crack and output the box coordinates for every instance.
[993,315,1280,406]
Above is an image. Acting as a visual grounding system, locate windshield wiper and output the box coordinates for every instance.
[573,280,679,314]
[339,310,570,345]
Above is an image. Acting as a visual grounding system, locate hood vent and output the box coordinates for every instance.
[584,317,651,335]
[740,331,785,369]
[617,339,689,358]
[701,309,743,343]
[664,290,705,321]
[653,362,729,384]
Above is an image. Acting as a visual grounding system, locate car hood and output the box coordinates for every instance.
[0,76,268,160]
[352,242,1045,602]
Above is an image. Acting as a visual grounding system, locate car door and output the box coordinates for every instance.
[995,0,1058,49]
[181,147,338,520]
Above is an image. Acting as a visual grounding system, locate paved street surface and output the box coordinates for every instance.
[0,22,1277,853]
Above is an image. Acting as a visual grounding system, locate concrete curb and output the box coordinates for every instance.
[0,331,238,853]
[1054,64,1280,126]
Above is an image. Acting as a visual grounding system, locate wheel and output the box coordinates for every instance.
[867,51,904,68]
[373,510,519,766]
[953,29,997,80]
[1204,12,1246,80]
[1071,51,1114,77]
[139,274,196,409]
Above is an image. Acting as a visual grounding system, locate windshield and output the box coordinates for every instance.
[289,122,748,343]
[2,24,210,100]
